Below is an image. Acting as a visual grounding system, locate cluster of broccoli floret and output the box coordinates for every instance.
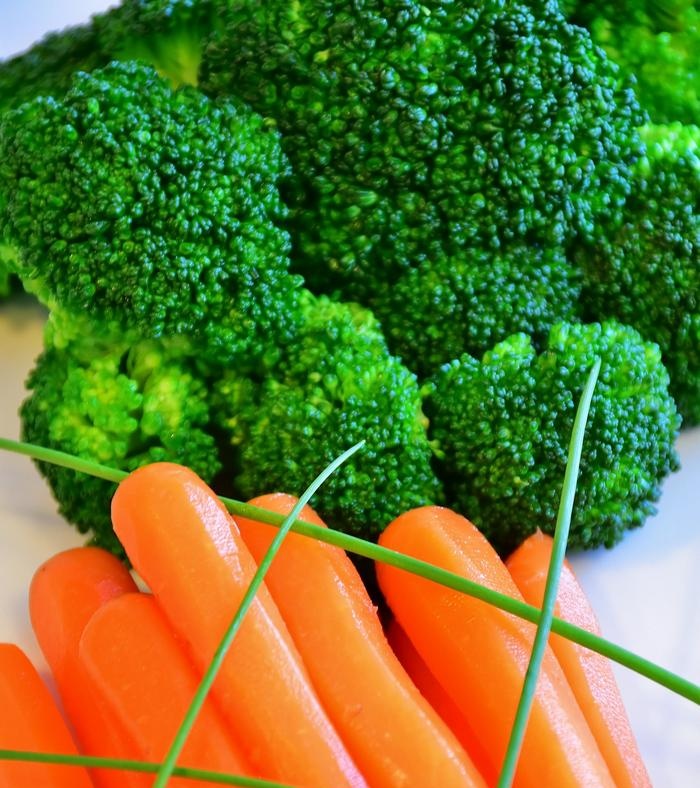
[0,0,693,557]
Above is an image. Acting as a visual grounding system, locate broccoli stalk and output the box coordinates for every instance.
[424,321,681,554]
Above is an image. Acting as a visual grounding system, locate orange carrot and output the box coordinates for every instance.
[79,592,251,788]
[111,462,366,788]
[506,531,651,788]
[376,506,615,788]
[0,643,94,788]
[386,617,498,787]
[29,547,148,788]
[236,492,486,788]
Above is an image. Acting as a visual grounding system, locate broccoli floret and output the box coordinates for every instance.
[424,321,681,554]
[202,0,644,305]
[0,60,302,368]
[575,123,700,424]
[372,244,582,378]
[92,0,225,87]
[568,0,700,124]
[21,331,221,556]
[214,292,443,539]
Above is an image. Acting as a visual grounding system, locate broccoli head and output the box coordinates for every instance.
[214,292,443,539]
[202,0,644,304]
[576,123,700,424]
[424,321,681,554]
[21,331,221,556]
[0,60,302,368]
[372,244,582,378]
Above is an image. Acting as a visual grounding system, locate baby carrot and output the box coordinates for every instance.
[111,462,366,788]
[0,643,94,788]
[79,592,251,787]
[29,547,148,788]
[386,617,498,787]
[376,506,615,788]
[506,531,651,788]
[237,492,486,788]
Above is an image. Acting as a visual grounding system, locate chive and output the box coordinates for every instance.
[497,359,601,787]
[1,436,699,704]
[0,749,293,786]
[152,440,365,787]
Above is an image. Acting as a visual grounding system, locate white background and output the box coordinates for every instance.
[1,3,699,785]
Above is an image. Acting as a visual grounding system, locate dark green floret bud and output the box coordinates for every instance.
[424,321,681,554]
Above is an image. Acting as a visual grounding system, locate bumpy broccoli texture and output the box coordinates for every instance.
[214,293,442,539]
[202,0,644,301]
[575,123,700,424]
[424,322,681,554]
[21,335,221,556]
[0,61,302,368]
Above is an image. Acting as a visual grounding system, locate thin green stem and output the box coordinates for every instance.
[1,436,698,704]
[152,441,365,788]
[0,750,292,786]
[497,360,601,787]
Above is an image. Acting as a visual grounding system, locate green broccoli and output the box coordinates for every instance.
[567,0,700,124]
[92,0,224,87]
[214,292,443,539]
[575,123,700,424]
[0,60,302,369]
[372,244,582,378]
[201,0,644,307]
[424,321,681,554]
[21,330,221,556]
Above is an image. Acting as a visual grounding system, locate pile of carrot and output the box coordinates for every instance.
[0,462,649,787]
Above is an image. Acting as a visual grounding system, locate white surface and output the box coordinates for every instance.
[1,4,699,786]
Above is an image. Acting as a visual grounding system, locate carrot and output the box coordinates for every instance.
[376,506,615,788]
[506,531,651,788]
[386,617,498,787]
[111,462,366,788]
[0,643,94,787]
[79,592,251,787]
[236,492,486,788]
[29,547,148,788]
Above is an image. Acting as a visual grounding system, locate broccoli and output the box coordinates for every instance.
[424,321,681,554]
[0,60,303,369]
[575,123,700,424]
[92,0,224,87]
[201,0,644,308]
[567,0,700,124]
[372,244,582,378]
[214,293,443,539]
[21,331,222,556]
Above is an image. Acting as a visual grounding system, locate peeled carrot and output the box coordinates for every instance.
[386,617,498,787]
[111,462,366,788]
[29,547,148,788]
[0,643,94,787]
[236,492,486,788]
[376,506,615,788]
[506,531,651,788]
[79,592,251,787]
